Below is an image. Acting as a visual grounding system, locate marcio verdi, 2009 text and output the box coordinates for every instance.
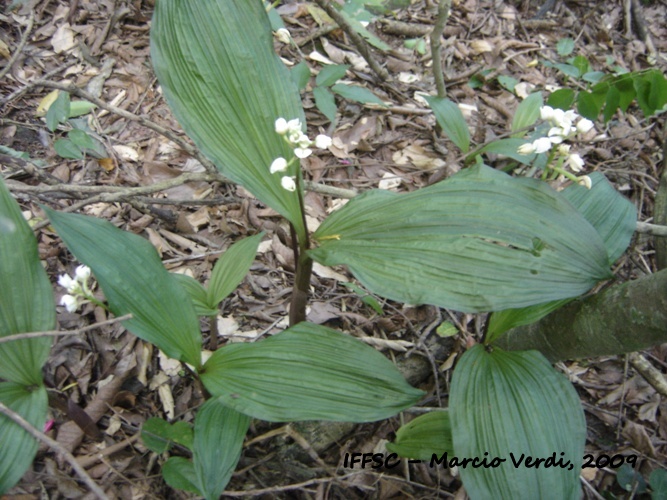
[343,452,639,471]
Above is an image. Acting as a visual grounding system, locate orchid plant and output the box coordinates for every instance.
[0,1,641,499]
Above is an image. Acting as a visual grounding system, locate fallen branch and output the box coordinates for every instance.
[0,11,34,81]
[310,0,389,81]
[0,401,109,500]
[493,269,667,361]
[27,81,219,175]
[0,314,133,345]
[430,0,452,98]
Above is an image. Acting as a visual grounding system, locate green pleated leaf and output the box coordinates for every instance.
[150,0,307,240]
[171,274,218,317]
[207,233,263,309]
[291,61,311,91]
[316,64,349,87]
[386,411,453,461]
[486,298,573,342]
[450,345,585,500]
[142,418,194,454]
[511,92,543,137]
[44,208,202,369]
[310,165,611,313]
[561,172,637,264]
[200,322,424,422]
[477,138,538,165]
[313,86,337,123]
[487,171,637,340]
[425,96,470,153]
[0,177,53,386]
[0,383,47,494]
[194,400,250,499]
[331,83,387,106]
[162,457,201,495]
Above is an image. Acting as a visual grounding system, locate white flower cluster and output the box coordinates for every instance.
[270,118,332,192]
[58,265,93,312]
[517,106,595,188]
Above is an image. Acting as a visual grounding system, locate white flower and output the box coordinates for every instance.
[532,137,553,154]
[274,118,288,135]
[547,128,565,144]
[281,176,296,192]
[576,118,594,134]
[566,153,585,172]
[294,147,312,159]
[286,119,302,134]
[74,265,91,283]
[274,28,291,44]
[270,157,288,174]
[58,273,76,291]
[297,135,312,149]
[60,294,81,313]
[517,143,536,155]
[540,106,555,121]
[557,144,571,156]
[314,134,332,149]
[577,175,592,189]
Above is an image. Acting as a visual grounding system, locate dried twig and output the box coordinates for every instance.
[27,81,219,175]
[0,402,109,500]
[628,352,667,398]
[310,0,388,81]
[0,11,34,81]
[430,0,452,98]
[0,314,133,345]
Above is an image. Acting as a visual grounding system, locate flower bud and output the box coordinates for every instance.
[566,153,585,172]
[532,137,553,154]
[577,175,592,189]
[576,118,594,134]
[60,294,80,313]
[274,118,288,135]
[75,265,91,283]
[294,147,312,159]
[274,28,291,45]
[281,176,297,192]
[314,134,332,149]
[58,274,76,290]
[270,157,288,174]
[517,143,536,155]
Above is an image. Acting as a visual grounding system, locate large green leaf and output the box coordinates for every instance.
[200,322,424,422]
[486,172,637,340]
[207,233,263,309]
[386,410,453,461]
[511,92,543,137]
[194,400,250,499]
[310,165,612,313]
[44,208,202,368]
[561,172,637,264]
[0,177,53,386]
[425,96,470,153]
[450,345,585,500]
[162,457,201,495]
[0,383,47,494]
[150,0,307,241]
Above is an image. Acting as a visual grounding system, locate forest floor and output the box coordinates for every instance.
[1,0,667,498]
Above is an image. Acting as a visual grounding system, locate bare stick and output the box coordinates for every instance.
[0,314,133,345]
[27,81,218,175]
[310,0,388,81]
[0,12,34,81]
[628,352,667,397]
[430,0,453,98]
[0,401,109,500]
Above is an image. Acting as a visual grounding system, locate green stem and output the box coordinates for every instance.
[288,170,313,326]
[208,313,219,351]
